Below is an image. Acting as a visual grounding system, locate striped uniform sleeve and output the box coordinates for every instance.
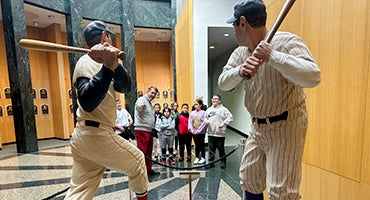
[218,47,249,91]
[269,35,321,88]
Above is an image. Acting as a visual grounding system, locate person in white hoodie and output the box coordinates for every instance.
[205,94,233,169]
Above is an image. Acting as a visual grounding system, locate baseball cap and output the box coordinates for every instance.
[226,0,266,24]
[83,20,116,46]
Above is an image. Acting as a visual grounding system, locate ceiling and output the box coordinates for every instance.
[0,3,237,61]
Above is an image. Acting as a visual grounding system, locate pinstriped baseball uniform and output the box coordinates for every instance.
[218,32,320,199]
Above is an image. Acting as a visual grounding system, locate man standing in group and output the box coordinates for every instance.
[134,86,160,175]
[218,0,321,199]
[205,94,233,169]
[65,21,148,200]
[115,99,134,140]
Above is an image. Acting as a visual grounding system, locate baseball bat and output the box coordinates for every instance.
[244,0,296,79]
[19,38,126,61]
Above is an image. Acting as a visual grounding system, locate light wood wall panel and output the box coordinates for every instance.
[135,41,173,107]
[300,0,369,181]
[300,163,370,200]
[1,23,74,143]
[27,26,54,139]
[0,20,15,145]
[263,0,369,183]
[175,0,194,107]
[61,32,74,136]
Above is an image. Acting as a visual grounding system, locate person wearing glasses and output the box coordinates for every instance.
[205,94,233,169]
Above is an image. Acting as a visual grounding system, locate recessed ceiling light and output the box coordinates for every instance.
[209,45,215,49]
[224,33,229,37]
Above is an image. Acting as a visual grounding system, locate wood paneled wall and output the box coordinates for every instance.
[135,41,173,108]
[0,21,13,147]
[0,22,75,143]
[175,0,194,107]
[263,0,370,198]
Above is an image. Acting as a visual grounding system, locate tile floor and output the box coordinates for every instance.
[0,131,246,200]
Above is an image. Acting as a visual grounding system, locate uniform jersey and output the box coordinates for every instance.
[73,54,116,128]
[218,32,320,119]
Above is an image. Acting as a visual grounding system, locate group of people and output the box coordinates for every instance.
[134,88,234,171]
[64,0,321,199]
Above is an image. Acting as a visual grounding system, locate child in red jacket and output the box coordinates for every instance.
[175,103,192,161]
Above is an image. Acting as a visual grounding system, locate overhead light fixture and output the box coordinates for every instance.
[209,45,215,49]
[48,15,55,20]
[224,33,229,37]
[157,37,162,42]
[33,21,39,27]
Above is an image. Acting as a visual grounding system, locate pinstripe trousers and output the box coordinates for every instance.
[240,112,308,200]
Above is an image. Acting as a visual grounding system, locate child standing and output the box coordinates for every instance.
[189,99,207,165]
[175,103,192,161]
[156,107,176,165]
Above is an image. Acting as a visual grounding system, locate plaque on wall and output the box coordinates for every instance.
[41,104,49,115]
[69,104,74,114]
[163,102,169,109]
[32,88,36,99]
[40,88,48,99]
[163,90,168,99]
[0,105,3,117]
[156,90,160,99]
[6,105,13,116]
[4,87,11,98]
[137,90,143,98]
[34,105,38,115]
[68,89,73,99]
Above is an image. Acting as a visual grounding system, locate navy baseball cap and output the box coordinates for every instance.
[84,21,116,46]
[226,0,266,24]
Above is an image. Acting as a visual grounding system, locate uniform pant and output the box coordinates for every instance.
[65,122,148,200]
[239,113,307,200]
[135,130,154,172]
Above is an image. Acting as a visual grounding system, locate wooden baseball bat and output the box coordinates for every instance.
[19,38,126,61]
[244,0,296,79]
[265,0,296,43]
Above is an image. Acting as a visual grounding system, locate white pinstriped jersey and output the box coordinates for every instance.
[218,32,320,118]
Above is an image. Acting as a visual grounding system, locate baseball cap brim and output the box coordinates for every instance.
[107,30,116,39]
[226,16,238,24]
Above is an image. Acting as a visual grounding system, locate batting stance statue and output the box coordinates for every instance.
[218,0,320,199]
[65,21,148,200]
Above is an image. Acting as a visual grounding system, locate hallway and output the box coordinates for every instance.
[0,131,245,200]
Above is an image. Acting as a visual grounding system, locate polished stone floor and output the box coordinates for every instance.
[0,131,245,200]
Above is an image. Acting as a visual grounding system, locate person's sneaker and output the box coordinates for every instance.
[198,157,205,164]
[179,157,184,162]
[169,158,175,165]
[160,159,166,165]
[193,157,199,165]
[186,155,191,161]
